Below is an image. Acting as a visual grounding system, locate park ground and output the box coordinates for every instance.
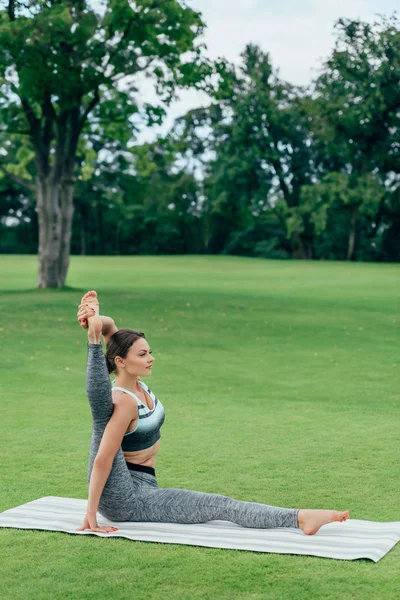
[0,254,399,599]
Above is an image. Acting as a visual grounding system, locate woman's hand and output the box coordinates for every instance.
[76,513,118,533]
[77,303,96,329]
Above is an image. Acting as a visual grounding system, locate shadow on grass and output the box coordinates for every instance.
[0,286,89,295]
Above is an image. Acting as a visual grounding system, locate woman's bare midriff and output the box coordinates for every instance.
[123,439,160,468]
[112,383,160,469]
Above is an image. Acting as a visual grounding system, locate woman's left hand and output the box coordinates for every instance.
[76,513,118,533]
[77,303,96,329]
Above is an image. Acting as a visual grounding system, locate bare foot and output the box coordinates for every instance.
[78,290,102,342]
[298,509,350,535]
[81,290,100,317]
[77,290,100,330]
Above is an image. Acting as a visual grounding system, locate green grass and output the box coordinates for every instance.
[1,254,399,600]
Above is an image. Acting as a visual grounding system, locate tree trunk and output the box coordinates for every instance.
[292,231,310,259]
[96,200,103,254]
[37,174,74,288]
[202,211,211,253]
[115,220,120,255]
[58,176,75,283]
[79,198,88,255]
[80,216,86,255]
[347,205,358,261]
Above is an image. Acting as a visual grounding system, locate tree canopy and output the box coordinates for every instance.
[0,8,399,274]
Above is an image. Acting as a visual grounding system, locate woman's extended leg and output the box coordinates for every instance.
[161,491,299,528]
[125,472,349,534]
[126,472,299,528]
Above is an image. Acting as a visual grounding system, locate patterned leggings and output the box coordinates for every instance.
[86,343,300,528]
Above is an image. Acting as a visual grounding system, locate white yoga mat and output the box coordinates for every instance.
[1,496,399,562]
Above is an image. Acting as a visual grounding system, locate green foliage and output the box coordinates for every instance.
[0,0,211,187]
[69,135,204,255]
[177,44,318,253]
[310,15,400,174]
[0,145,35,182]
[299,172,384,238]
[170,16,399,260]
[0,8,399,263]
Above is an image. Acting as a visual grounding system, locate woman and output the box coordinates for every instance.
[76,290,349,535]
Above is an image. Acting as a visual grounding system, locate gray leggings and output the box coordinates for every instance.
[86,343,300,528]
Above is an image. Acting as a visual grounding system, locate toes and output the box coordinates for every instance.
[83,291,98,303]
[81,295,94,305]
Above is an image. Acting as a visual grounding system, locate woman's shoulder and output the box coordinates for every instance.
[111,380,137,401]
[111,388,139,417]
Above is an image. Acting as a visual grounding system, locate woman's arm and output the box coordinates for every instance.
[86,460,113,516]
[77,305,118,344]
[100,315,118,345]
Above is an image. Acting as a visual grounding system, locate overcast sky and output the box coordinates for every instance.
[135,0,398,142]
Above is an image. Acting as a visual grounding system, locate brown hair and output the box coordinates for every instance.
[105,328,146,374]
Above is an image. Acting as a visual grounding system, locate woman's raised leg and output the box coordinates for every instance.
[80,290,114,427]
[86,341,114,426]
[80,291,141,520]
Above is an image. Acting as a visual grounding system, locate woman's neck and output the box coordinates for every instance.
[115,373,141,392]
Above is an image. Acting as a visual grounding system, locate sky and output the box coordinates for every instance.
[134,0,398,143]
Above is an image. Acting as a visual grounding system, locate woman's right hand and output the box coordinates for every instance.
[76,513,118,534]
[77,303,96,329]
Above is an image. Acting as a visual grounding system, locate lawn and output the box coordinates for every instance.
[0,254,399,599]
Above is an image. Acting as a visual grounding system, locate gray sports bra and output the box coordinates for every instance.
[111,379,165,452]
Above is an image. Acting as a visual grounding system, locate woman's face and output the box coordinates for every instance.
[116,338,154,377]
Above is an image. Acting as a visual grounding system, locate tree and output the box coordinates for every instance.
[69,135,204,256]
[178,45,318,257]
[0,0,210,286]
[300,172,384,261]
[307,15,400,258]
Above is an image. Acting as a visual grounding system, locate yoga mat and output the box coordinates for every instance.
[1,496,399,562]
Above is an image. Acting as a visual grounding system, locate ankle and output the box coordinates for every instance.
[297,509,305,529]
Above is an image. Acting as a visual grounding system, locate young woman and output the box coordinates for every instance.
[76,290,349,535]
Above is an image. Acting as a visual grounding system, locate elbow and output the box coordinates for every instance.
[94,454,113,470]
